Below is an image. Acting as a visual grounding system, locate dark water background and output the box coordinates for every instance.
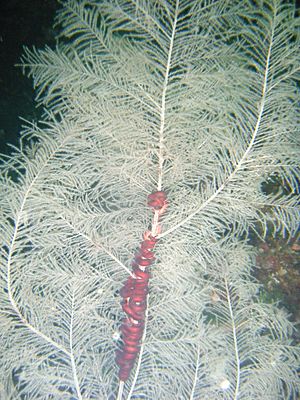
[0,0,58,156]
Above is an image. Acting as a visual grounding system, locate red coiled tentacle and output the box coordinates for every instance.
[115,191,167,381]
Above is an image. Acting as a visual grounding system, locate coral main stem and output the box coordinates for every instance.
[115,191,168,382]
